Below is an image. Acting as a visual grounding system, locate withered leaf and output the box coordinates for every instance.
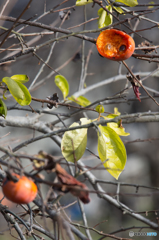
[127,74,141,102]
[55,164,90,204]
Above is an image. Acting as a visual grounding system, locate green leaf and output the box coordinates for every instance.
[0,99,7,118]
[76,0,93,6]
[80,117,92,125]
[55,75,69,100]
[115,0,138,7]
[114,107,120,115]
[11,75,29,83]
[68,95,91,107]
[61,120,88,162]
[104,108,129,136]
[104,114,119,119]
[98,5,113,29]
[105,107,120,119]
[148,1,154,9]
[98,130,107,161]
[95,105,105,113]
[3,89,7,100]
[113,6,124,14]
[98,8,106,28]
[107,122,130,136]
[98,125,127,179]
[2,77,31,106]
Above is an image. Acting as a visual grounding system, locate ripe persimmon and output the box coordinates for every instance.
[0,191,14,208]
[96,29,135,61]
[2,173,37,204]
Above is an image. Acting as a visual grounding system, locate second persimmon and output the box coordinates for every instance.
[2,173,38,204]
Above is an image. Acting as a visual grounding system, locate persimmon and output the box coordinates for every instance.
[2,173,38,204]
[96,29,135,61]
[0,191,14,208]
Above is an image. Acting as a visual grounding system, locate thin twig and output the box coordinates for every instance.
[122,61,159,106]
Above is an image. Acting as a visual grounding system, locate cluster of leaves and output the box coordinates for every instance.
[0,67,130,180]
[0,72,130,180]
[0,74,31,118]
[76,0,138,28]
[55,75,129,180]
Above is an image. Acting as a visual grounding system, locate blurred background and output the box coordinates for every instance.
[0,0,159,239]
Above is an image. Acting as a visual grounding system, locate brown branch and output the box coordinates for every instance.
[0,0,33,48]
[31,96,97,112]
[93,0,148,41]
[0,48,34,65]
[0,15,96,44]
[133,53,159,59]
[122,61,159,106]
[124,138,159,144]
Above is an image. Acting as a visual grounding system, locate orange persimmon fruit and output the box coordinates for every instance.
[96,29,135,61]
[2,173,38,204]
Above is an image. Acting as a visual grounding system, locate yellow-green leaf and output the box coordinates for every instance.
[103,114,119,120]
[114,107,120,115]
[68,95,91,107]
[98,5,113,29]
[55,75,69,100]
[113,6,124,14]
[0,99,7,118]
[148,1,154,9]
[61,121,88,162]
[3,89,7,100]
[104,108,129,136]
[2,77,31,106]
[115,0,138,7]
[98,125,127,179]
[105,107,121,119]
[95,105,105,113]
[98,130,107,161]
[11,75,29,83]
[76,0,93,6]
[80,117,92,125]
[98,8,106,29]
[107,122,130,136]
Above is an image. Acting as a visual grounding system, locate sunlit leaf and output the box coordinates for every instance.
[3,89,7,100]
[80,117,92,125]
[113,6,124,14]
[2,77,31,106]
[103,108,129,136]
[98,8,106,29]
[98,130,107,161]
[105,108,121,119]
[76,0,93,6]
[98,125,127,179]
[0,99,7,118]
[114,107,120,115]
[107,122,130,136]
[55,75,69,100]
[11,75,29,83]
[115,0,138,7]
[95,105,105,113]
[103,114,119,120]
[98,5,113,29]
[68,95,91,107]
[148,1,154,8]
[61,120,88,162]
